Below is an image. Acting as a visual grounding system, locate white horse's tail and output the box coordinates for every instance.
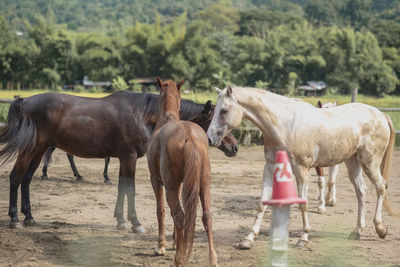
[381,114,399,216]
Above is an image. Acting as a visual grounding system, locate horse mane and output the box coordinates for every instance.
[111,91,205,121]
[234,87,315,108]
[180,99,205,120]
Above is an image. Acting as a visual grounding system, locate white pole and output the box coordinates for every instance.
[268,205,290,267]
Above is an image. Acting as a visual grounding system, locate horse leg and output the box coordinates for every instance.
[200,171,218,267]
[344,156,367,239]
[9,153,37,228]
[172,184,182,250]
[114,168,128,230]
[360,158,388,239]
[21,148,47,226]
[150,175,166,255]
[67,154,83,181]
[315,167,326,214]
[166,189,185,267]
[239,162,274,249]
[103,157,111,183]
[41,147,55,179]
[120,154,146,233]
[325,165,339,206]
[294,166,311,247]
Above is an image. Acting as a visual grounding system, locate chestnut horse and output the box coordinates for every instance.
[315,100,339,214]
[0,91,237,232]
[208,86,395,249]
[147,78,218,267]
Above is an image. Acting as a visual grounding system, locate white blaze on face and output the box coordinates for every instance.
[207,89,224,147]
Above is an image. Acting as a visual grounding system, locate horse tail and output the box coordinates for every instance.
[181,140,201,263]
[381,114,399,216]
[0,98,36,164]
[42,148,53,167]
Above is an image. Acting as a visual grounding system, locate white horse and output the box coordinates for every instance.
[315,100,339,214]
[207,86,395,248]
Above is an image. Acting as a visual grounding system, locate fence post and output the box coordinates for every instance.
[351,87,358,102]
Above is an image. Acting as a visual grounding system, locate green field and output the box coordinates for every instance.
[0,90,399,145]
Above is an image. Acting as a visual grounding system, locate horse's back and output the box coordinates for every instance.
[298,102,391,167]
[21,92,149,158]
[161,121,208,150]
[149,121,209,183]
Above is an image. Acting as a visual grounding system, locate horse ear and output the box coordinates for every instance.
[156,76,162,89]
[334,100,337,106]
[227,85,233,97]
[317,100,322,108]
[177,78,185,91]
[215,87,222,94]
[203,100,212,115]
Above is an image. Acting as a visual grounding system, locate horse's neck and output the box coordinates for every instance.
[235,89,293,146]
[154,111,179,131]
[180,101,203,121]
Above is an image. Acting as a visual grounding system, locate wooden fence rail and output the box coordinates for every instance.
[0,99,14,103]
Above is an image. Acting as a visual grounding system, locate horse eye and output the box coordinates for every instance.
[220,109,227,115]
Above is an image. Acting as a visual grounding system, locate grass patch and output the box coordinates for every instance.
[0,90,109,99]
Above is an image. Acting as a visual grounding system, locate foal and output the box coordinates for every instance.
[147,78,218,267]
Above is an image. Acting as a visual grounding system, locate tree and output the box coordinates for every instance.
[164,20,226,91]
[318,27,398,95]
[304,0,342,27]
[196,1,240,34]
[341,0,372,30]
[0,16,35,89]
[26,16,77,89]
[76,32,121,81]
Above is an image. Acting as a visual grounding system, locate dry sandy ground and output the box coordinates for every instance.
[0,146,399,267]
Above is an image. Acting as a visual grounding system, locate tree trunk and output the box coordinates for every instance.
[243,131,251,146]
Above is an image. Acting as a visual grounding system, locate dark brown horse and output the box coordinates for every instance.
[0,91,238,232]
[39,98,238,183]
[147,78,218,267]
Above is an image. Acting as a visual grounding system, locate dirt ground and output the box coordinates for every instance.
[0,146,399,267]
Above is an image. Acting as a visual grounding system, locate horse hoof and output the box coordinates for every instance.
[10,221,23,229]
[104,179,112,184]
[76,176,83,182]
[239,238,254,250]
[327,201,336,207]
[348,231,361,240]
[23,218,38,226]
[325,198,337,207]
[154,246,166,255]
[296,238,310,247]
[132,225,146,233]
[317,206,326,214]
[116,222,129,230]
[375,224,387,239]
[41,175,48,180]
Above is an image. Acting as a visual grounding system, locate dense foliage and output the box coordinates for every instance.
[0,0,399,95]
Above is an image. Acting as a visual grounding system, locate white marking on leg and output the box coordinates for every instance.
[326,165,339,206]
[295,167,311,245]
[241,163,273,248]
[317,175,326,213]
[345,157,366,238]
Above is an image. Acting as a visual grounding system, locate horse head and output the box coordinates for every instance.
[207,85,243,148]
[190,99,238,157]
